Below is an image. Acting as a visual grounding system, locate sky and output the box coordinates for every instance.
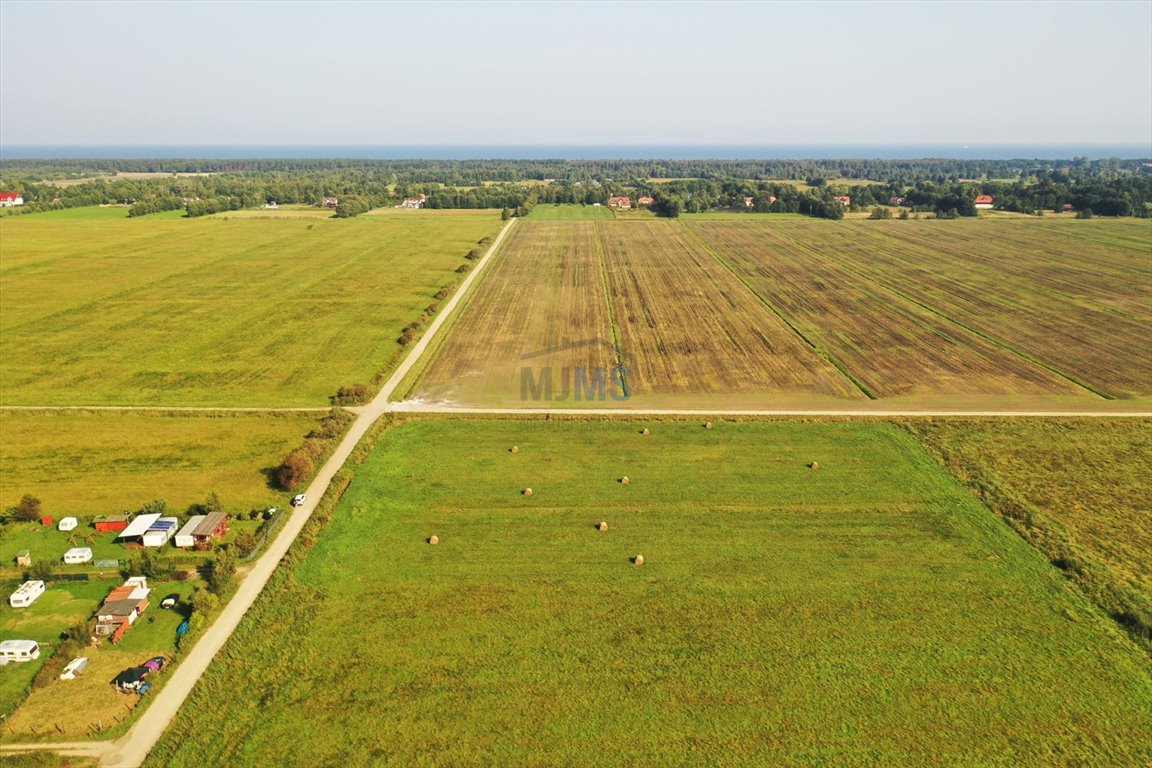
[1,0,1150,148]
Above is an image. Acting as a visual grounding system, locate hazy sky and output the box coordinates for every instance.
[1,0,1150,146]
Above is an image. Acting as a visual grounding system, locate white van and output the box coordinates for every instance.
[58,517,78,532]
[63,547,93,564]
[0,640,40,664]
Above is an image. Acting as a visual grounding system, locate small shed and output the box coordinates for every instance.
[94,514,132,533]
[15,550,31,567]
[192,511,229,548]
[60,656,89,680]
[40,516,53,526]
[117,513,162,547]
[141,517,179,548]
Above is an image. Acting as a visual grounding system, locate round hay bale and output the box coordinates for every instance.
[428,535,439,545]
[705,421,713,430]
[510,445,519,454]
[633,554,645,566]
[620,476,630,485]
[809,461,820,470]
[598,521,608,532]
[522,487,533,497]
[641,428,650,436]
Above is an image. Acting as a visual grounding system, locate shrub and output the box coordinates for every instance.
[456,263,472,273]
[235,530,258,557]
[332,383,370,406]
[10,494,41,522]
[277,451,315,491]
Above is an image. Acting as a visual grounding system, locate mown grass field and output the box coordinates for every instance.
[526,203,616,220]
[0,208,502,406]
[905,418,1152,642]
[146,419,1152,768]
[410,217,1150,409]
[0,410,325,519]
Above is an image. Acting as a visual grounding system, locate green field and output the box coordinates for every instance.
[146,419,1152,767]
[0,410,326,518]
[0,208,502,406]
[526,203,616,220]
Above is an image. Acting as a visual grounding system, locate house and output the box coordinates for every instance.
[0,640,40,664]
[609,196,632,209]
[975,195,995,209]
[95,577,151,643]
[9,580,46,609]
[1061,203,1076,212]
[0,192,24,207]
[396,193,426,209]
[263,201,278,209]
[637,196,655,207]
[890,196,907,206]
[322,196,338,208]
[94,514,132,533]
[192,511,229,549]
[744,196,755,208]
[834,196,852,207]
[63,547,93,565]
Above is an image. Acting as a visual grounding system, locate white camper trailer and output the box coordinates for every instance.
[9,580,46,608]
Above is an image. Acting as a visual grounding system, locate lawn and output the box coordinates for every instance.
[146,419,1152,767]
[0,208,502,406]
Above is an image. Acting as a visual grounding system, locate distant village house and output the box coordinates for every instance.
[609,196,632,209]
[975,195,995,209]
[0,192,24,206]
[322,196,339,208]
[396,193,427,209]
[637,196,655,207]
[834,196,852,207]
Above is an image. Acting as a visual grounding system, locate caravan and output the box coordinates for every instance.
[8,580,46,608]
[0,640,40,665]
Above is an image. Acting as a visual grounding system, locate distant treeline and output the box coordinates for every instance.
[1,157,1149,220]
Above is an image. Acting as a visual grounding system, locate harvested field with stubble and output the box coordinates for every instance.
[598,221,862,400]
[770,218,1152,399]
[412,222,618,405]
[144,419,1152,768]
[688,220,1093,400]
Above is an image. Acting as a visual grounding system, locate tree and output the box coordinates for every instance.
[501,207,510,221]
[208,548,237,594]
[277,450,314,490]
[10,494,41,522]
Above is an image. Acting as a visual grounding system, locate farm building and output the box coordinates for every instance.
[63,547,94,564]
[94,514,132,532]
[975,195,995,209]
[95,577,151,643]
[116,513,179,548]
[834,196,852,207]
[0,192,24,206]
[609,196,632,209]
[396,193,427,209]
[637,196,655,206]
[174,516,205,549]
[9,580,46,608]
[0,640,40,664]
[141,517,179,548]
[744,196,755,208]
[322,196,338,208]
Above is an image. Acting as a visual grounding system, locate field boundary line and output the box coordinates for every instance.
[592,221,631,397]
[680,221,875,399]
[0,405,333,413]
[390,404,1152,418]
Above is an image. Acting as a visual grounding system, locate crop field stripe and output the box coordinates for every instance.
[687,221,1096,400]
[681,222,875,399]
[592,221,631,397]
[831,251,1114,399]
[828,222,1150,398]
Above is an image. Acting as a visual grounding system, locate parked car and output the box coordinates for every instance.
[160,594,179,609]
[264,507,277,520]
[291,494,307,507]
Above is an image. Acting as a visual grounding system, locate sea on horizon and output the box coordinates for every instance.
[2,143,1150,162]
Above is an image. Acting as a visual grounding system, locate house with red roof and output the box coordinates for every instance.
[975,195,995,209]
[0,192,24,206]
